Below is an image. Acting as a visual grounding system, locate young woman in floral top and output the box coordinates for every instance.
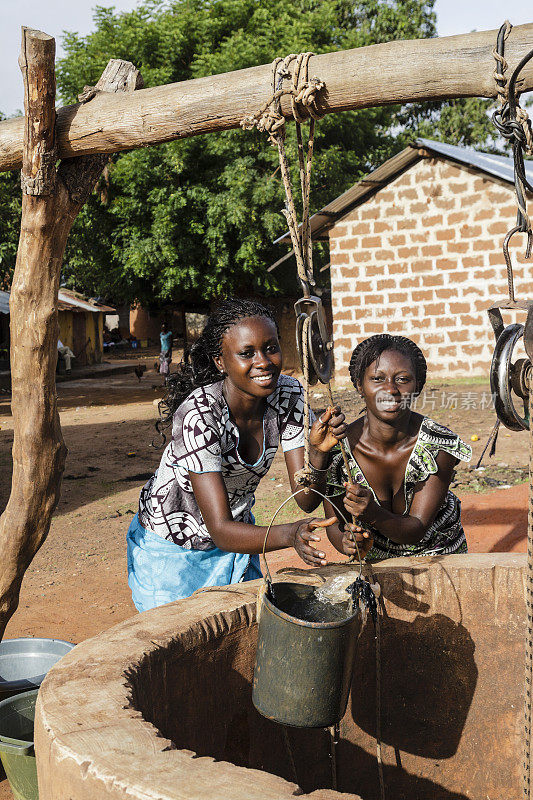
[319,334,471,561]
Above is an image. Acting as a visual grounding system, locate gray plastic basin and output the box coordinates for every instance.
[0,638,75,699]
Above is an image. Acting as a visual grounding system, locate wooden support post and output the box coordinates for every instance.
[0,28,142,639]
[0,22,532,172]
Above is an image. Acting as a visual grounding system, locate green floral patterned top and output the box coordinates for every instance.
[326,417,472,561]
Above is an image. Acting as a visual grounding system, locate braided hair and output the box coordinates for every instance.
[348,334,427,394]
[155,297,277,444]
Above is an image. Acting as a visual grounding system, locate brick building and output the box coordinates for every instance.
[276,138,533,382]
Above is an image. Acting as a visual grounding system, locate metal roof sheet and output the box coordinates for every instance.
[57,289,115,313]
[273,137,533,248]
[416,137,533,186]
[0,288,115,314]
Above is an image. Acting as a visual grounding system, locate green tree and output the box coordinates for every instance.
[396,97,499,150]
[54,0,440,305]
[0,1,502,303]
[0,112,21,289]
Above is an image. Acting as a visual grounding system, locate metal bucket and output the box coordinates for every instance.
[0,638,75,701]
[252,581,361,728]
[252,488,363,729]
[0,688,38,800]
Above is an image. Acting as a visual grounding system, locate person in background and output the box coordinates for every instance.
[159,321,173,378]
[57,339,75,373]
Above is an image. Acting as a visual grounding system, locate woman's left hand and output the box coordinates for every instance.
[343,482,377,523]
[309,406,347,453]
[342,522,374,559]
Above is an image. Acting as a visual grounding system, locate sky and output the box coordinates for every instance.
[0,0,532,117]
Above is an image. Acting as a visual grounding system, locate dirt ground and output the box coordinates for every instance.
[0,367,530,797]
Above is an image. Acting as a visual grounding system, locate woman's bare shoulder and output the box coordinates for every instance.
[410,411,425,436]
[346,415,364,447]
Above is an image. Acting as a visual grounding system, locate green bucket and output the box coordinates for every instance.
[0,689,38,800]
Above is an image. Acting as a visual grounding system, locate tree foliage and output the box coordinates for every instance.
[0,112,21,290]
[0,1,502,304]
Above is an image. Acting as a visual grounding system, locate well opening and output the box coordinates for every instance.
[35,554,528,800]
[125,606,349,793]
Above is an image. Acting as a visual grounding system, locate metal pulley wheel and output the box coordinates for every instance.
[295,296,333,385]
[295,312,317,385]
[308,310,333,384]
[490,322,531,431]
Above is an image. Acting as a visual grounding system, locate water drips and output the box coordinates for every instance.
[281,593,351,623]
[271,573,362,623]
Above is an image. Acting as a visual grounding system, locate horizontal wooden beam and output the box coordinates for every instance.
[1,23,533,172]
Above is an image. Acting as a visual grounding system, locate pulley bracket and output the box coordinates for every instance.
[294,295,333,385]
[488,300,533,431]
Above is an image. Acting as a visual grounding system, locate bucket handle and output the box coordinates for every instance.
[0,739,34,755]
[260,487,363,590]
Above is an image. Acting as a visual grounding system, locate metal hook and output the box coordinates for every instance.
[502,226,520,302]
[502,226,533,302]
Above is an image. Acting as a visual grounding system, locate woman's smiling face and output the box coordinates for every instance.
[214,316,282,398]
[359,349,417,419]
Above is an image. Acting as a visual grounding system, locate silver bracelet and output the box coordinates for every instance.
[307,463,329,481]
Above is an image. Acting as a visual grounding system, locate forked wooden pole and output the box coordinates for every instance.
[0,28,142,638]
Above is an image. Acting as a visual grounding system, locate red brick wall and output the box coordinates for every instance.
[329,156,532,382]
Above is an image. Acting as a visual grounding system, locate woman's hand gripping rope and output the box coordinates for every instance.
[309,405,346,453]
[309,404,372,561]
[342,521,374,560]
[342,483,375,559]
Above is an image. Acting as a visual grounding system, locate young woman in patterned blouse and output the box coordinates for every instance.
[322,335,472,562]
[127,298,345,611]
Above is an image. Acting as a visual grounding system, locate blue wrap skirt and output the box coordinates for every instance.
[126,513,262,612]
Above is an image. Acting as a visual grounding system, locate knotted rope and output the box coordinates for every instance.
[492,21,533,238]
[493,21,533,156]
[492,22,533,800]
[243,58,382,799]
[242,53,324,294]
[242,55,368,531]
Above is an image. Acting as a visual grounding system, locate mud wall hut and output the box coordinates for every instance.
[0,288,114,369]
[56,289,115,366]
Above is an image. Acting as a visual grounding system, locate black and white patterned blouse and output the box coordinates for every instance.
[326,417,472,561]
[138,375,309,549]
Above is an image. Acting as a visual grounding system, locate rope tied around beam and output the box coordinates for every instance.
[492,22,533,262]
[492,19,512,107]
[493,19,533,156]
[244,53,329,489]
[492,20,533,164]
[241,53,325,293]
[241,53,325,144]
[240,54,366,526]
[492,23,533,800]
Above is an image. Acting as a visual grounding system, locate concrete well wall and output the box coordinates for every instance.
[35,554,528,800]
